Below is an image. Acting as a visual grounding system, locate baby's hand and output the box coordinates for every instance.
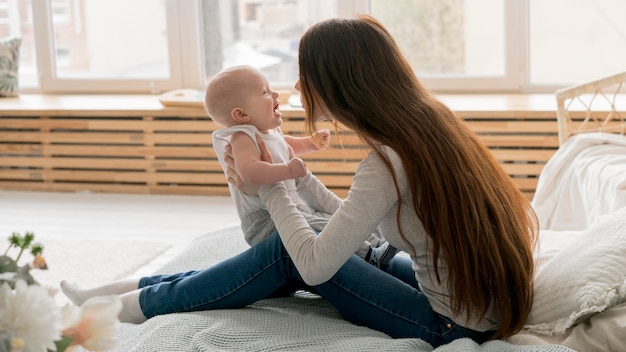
[312,129,331,150]
[287,157,308,178]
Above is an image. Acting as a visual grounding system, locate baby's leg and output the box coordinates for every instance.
[118,290,146,324]
[60,278,139,306]
[60,271,200,306]
[61,279,146,324]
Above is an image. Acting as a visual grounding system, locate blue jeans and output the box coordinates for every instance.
[138,231,493,348]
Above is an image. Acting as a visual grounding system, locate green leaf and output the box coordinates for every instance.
[31,242,44,256]
[0,255,18,273]
[8,232,21,245]
[5,233,21,254]
[52,336,73,352]
[23,232,35,248]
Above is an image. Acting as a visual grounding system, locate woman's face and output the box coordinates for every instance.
[294,78,301,94]
[294,77,331,122]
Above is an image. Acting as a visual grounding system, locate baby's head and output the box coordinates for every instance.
[204,65,280,130]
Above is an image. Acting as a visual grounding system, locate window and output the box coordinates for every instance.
[199,0,367,89]
[50,0,70,23]
[528,0,626,88]
[370,0,514,92]
[1,0,625,94]
[29,0,195,93]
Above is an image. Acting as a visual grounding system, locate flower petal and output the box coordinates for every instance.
[0,280,62,352]
[62,295,122,350]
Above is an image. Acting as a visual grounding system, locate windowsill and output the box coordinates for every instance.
[0,94,188,112]
[438,94,557,114]
[0,93,559,118]
[279,93,559,119]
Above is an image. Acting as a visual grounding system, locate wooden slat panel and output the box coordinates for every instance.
[0,144,216,158]
[478,135,559,148]
[0,97,560,198]
[0,132,213,144]
[511,178,540,190]
[301,147,369,160]
[306,160,361,174]
[489,149,555,162]
[456,112,557,119]
[0,118,218,132]
[314,174,354,188]
[465,120,557,133]
[280,120,344,132]
[0,169,226,184]
[500,163,545,176]
[0,169,46,180]
[0,157,222,172]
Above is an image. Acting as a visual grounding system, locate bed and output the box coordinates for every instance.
[510,71,626,351]
[102,73,625,352]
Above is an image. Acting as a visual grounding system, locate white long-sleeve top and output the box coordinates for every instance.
[259,145,499,332]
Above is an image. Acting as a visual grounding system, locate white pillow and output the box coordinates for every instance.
[525,207,626,335]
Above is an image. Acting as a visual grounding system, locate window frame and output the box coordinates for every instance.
[17,0,580,94]
[30,0,204,94]
[418,0,526,93]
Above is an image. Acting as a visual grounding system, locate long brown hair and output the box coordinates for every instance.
[298,15,538,339]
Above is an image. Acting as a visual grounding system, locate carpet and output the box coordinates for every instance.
[2,237,172,290]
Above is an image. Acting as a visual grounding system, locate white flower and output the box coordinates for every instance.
[0,280,62,352]
[61,295,122,351]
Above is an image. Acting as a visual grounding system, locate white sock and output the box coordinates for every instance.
[118,290,147,324]
[60,278,140,306]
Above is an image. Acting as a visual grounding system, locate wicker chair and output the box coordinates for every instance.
[555,71,626,145]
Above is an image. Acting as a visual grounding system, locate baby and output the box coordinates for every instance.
[206,65,397,267]
[59,66,398,322]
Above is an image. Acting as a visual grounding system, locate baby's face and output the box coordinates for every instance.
[239,69,283,133]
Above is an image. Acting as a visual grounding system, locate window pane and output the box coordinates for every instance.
[530,0,626,85]
[370,0,505,77]
[51,0,169,79]
[1,0,38,89]
[201,0,506,86]
[201,0,346,86]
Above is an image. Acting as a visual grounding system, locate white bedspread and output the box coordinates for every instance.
[510,300,626,351]
[520,133,626,351]
[531,133,626,231]
[511,224,626,351]
[100,225,574,352]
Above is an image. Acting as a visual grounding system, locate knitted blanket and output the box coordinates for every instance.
[108,225,574,352]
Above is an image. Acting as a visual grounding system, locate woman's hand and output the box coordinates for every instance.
[224,134,273,196]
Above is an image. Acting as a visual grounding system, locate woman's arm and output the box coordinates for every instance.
[296,171,343,215]
[230,131,308,184]
[259,151,397,285]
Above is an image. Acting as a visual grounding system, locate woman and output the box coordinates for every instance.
[62,15,538,348]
